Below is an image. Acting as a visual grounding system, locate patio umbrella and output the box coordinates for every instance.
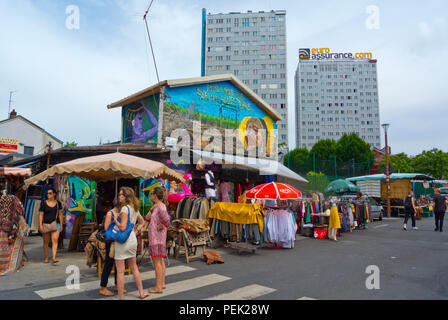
[324,179,360,195]
[24,152,186,187]
[246,182,302,200]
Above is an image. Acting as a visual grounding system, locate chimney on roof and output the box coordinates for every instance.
[9,109,17,119]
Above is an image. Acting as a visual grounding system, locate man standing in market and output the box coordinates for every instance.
[433,189,448,232]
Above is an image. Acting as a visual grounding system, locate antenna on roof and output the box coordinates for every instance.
[8,90,17,118]
[143,0,161,84]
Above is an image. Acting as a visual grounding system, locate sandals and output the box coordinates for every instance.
[99,288,114,297]
[139,292,150,300]
[52,259,59,264]
[148,287,163,294]
[44,258,49,263]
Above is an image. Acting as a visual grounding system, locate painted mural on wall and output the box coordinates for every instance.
[162,81,277,157]
[64,176,96,239]
[122,94,160,144]
[139,178,165,216]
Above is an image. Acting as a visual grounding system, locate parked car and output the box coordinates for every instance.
[440,187,448,199]
[367,196,384,221]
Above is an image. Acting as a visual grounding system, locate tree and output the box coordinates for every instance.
[411,148,448,179]
[63,141,78,148]
[311,139,338,161]
[379,152,413,173]
[306,171,331,193]
[284,148,311,173]
[336,133,375,163]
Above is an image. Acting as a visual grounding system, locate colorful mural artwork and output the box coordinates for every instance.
[139,178,163,216]
[64,176,96,238]
[162,81,277,156]
[122,95,160,144]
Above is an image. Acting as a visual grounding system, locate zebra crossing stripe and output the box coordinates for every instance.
[35,265,195,299]
[101,274,231,300]
[205,284,276,300]
[297,296,317,300]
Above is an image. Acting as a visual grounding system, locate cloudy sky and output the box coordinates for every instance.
[0,0,447,156]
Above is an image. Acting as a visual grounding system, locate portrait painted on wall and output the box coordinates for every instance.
[122,95,160,144]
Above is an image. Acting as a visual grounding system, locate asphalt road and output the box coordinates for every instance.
[1,216,447,300]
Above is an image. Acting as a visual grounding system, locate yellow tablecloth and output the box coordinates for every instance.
[207,202,264,233]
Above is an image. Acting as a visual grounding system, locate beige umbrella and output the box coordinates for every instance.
[24,152,185,187]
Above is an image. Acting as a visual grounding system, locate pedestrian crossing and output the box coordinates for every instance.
[33,264,312,300]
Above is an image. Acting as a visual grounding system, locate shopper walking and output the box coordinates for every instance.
[403,190,417,230]
[146,187,171,294]
[39,188,64,264]
[99,197,127,297]
[433,189,448,232]
[114,187,149,300]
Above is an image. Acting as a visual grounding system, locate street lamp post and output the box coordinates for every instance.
[382,123,391,218]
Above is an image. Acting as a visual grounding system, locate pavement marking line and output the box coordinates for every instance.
[101,274,231,300]
[297,296,317,300]
[35,265,195,299]
[205,284,276,300]
[373,224,389,229]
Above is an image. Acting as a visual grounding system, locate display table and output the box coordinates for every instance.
[207,202,264,232]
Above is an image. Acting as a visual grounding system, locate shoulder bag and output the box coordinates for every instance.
[105,206,135,244]
[42,201,60,234]
[96,211,113,243]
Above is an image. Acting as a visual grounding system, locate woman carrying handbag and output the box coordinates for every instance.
[112,187,149,300]
[39,188,64,264]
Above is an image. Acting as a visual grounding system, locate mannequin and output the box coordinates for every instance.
[328,203,341,241]
[205,170,216,199]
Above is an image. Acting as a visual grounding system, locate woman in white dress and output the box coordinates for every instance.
[114,187,149,300]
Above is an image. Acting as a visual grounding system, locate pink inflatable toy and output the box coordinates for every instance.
[168,183,195,203]
[168,174,195,203]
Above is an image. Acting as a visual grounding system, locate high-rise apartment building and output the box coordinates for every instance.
[201,9,289,146]
[295,57,381,149]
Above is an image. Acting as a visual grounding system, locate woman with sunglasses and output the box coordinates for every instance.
[39,188,64,264]
[114,187,149,300]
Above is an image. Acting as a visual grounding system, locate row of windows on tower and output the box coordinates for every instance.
[208,16,284,25]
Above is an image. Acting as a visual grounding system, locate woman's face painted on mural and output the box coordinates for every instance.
[245,117,264,149]
[132,111,144,134]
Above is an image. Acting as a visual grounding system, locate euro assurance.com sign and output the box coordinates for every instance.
[299,48,373,60]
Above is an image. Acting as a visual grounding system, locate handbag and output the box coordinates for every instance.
[42,221,58,233]
[105,206,135,244]
[42,202,60,234]
[96,212,113,243]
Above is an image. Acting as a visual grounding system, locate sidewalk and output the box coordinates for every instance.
[1,235,107,292]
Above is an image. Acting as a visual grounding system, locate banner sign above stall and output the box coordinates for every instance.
[0,138,19,154]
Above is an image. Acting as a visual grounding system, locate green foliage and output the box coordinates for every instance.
[284,148,312,172]
[64,141,77,147]
[412,148,448,179]
[305,171,331,193]
[336,133,375,163]
[311,139,338,161]
[379,152,413,173]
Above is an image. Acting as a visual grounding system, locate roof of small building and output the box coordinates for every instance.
[0,115,63,144]
[106,74,283,121]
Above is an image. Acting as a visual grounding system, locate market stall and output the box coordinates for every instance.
[0,194,29,276]
[24,152,185,253]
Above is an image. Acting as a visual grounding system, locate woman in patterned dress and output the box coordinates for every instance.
[145,187,170,293]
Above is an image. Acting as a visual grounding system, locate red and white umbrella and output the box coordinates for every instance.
[245,182,302,200]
